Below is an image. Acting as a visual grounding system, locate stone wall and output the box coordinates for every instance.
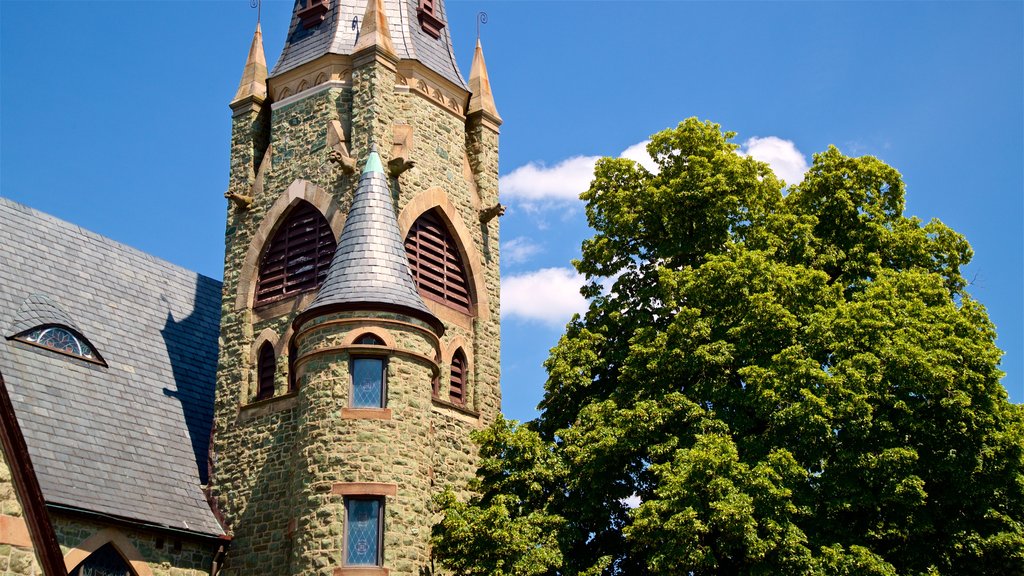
[52,514,216,576]
[213,45,501,574]
[0,439,40,576]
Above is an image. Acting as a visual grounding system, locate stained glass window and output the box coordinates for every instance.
[345,498,383,566]
[69,543,134,576]
[18,325,101,363]
[351,357,385,408]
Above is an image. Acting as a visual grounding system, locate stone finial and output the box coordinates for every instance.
[353,0,396,57]
[231,23,268,108]
[467,39,501,123]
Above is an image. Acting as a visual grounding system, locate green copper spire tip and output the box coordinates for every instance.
[363,144,384,174]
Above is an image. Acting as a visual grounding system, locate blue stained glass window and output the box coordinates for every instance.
[351,357,384,408]
[19,326,100,362]
[346,498,382,566]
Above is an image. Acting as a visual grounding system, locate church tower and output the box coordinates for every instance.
[210,0,501,573]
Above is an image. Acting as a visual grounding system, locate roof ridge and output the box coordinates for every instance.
[0,197,222,286]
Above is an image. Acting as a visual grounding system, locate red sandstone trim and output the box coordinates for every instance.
[0,370,68,575]
[330,483,398,497]
[334,567,390,576]
[341,407,393,420]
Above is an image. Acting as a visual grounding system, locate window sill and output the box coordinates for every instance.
[239,391,298,422]
[341,407,392,420]
[334,568,389,576]
[431,397,480,419]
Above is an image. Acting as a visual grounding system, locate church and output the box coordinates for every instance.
[0,0,502,574]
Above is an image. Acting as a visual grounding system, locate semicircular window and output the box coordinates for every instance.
[15,325,104,364]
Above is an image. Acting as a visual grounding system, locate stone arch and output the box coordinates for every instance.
[63,528,153,576]
[397,187,490,322]
[340,326,397,349]
[243,326,291,403]
[235,179,345,311]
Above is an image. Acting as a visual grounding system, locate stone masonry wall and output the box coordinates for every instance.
[52,514,215,576]
[214,44,501,574]
[0,449,39,576]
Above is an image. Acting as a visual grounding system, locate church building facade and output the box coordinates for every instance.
[0,0,501,573]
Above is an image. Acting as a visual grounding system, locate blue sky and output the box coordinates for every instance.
[1,1,1021,420]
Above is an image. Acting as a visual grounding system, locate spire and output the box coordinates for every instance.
[467,39,501,123]
[353,0,395,57]
[231,23,268,107]
[302,145,440,330]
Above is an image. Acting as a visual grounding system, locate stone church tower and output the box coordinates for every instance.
[210,0,501,573]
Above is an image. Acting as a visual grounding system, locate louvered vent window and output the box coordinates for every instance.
[256,342,276,400]
[416,0,445,38]
[256,202,336,305]
[449,349,466,405]
[405,210,471,314]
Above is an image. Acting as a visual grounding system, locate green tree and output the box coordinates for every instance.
[433,119,1024,575]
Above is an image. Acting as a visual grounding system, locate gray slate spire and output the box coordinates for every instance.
[304,146,437,323]
[272,0,466,89]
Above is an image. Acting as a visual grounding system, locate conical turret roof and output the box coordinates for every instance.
[303,146,438,328]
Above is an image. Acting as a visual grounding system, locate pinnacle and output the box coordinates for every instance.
[353,0,396,57]
[231,23,268,107]
[468,38,501,122]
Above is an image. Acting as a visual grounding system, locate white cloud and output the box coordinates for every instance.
[499,155,601,203]
[739,136,809,185]
[499,141,658,207]
[501,236,542,265]
[618,140,658,173]
[501,267,588,327]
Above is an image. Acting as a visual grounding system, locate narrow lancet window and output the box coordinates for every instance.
[256,342,276,400]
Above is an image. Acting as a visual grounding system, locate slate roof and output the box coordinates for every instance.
[272,0,467,89]
[0,198,224,537]
[306,149,436,320]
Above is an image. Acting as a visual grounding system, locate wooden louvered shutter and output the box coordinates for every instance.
[257,342,276,400]
[255,202,336,305]
[449,349,466,405]
[404,211,471,314]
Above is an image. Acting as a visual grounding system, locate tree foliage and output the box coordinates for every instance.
[433,119,1024,575]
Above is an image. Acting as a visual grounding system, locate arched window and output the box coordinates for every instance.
[70,543,135,576]
[255,201,337,305]
[449,349,467,406]
[14,324,104,365]
[355,333,385,346]
[256,342,276,401]
[404,210,471,314]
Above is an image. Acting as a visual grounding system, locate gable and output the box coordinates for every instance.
[0,198,224,537]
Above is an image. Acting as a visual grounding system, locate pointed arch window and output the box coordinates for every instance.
[449,348,466,406]
[13,325,104,365]
[256,342,276,401]
[404,210,471,314]
[255,201,337,306]
[69,543,136,576]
